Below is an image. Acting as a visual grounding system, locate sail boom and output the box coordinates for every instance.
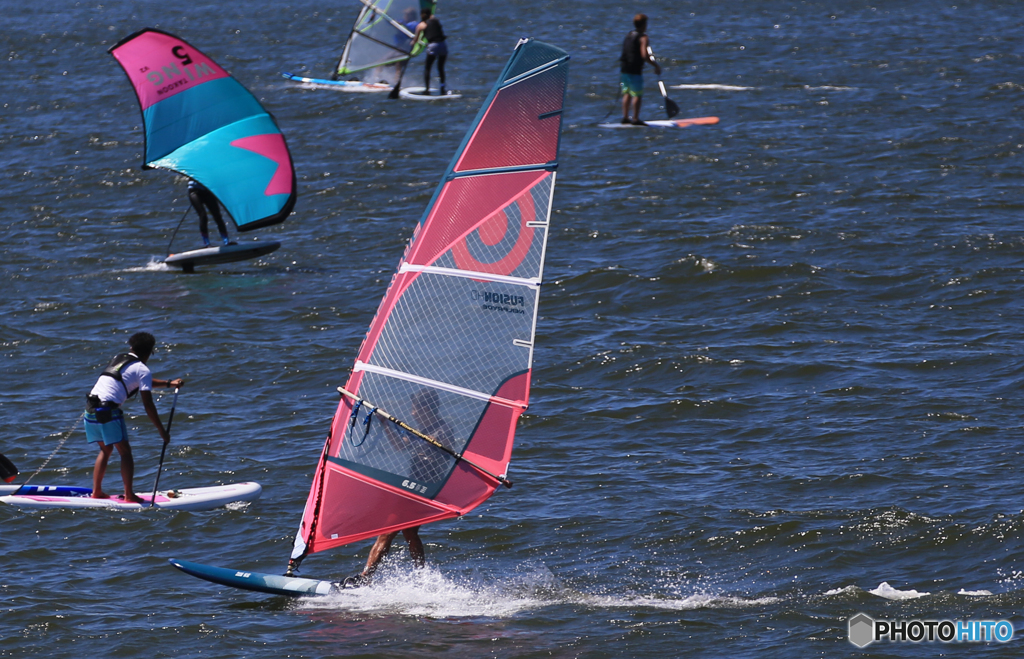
[353,362,528,410]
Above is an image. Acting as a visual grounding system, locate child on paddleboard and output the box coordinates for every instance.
[85,332,183,503]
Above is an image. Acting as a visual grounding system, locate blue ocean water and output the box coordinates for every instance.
[3,0,1024,656]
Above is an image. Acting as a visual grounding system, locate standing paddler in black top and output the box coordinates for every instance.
[413,8,447,95]
[620,13,661,125]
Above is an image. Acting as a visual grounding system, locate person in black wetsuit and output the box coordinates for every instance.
[413,8,447,95]
[620,13,661,125]
[188,179,231,247]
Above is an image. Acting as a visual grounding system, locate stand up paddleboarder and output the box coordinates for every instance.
[85,332,184,502]
[620,13,661,125]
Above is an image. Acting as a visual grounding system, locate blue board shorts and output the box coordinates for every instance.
[85,408,128,446]
[620,73,644,97]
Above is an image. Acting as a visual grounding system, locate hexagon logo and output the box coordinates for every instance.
[849,613,875,648]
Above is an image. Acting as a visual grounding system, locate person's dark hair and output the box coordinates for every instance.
[421,7,431,18]
[128,332,156,357]
[634,13,648,30]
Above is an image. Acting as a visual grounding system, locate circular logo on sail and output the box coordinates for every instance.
[452,188,536,276]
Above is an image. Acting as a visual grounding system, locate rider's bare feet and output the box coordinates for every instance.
[123,493,145,504]
[91,491,111,500]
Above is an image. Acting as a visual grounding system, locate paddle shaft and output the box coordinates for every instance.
[647,46,680,118]
[337,387,513,489]
[150,388,179,507]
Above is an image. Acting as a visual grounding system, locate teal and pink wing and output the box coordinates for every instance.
[292,39,569,558]
[109,29,295,231]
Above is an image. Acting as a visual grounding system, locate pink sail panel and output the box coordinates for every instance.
[109,30,228,111]
[405,170,549,270]
[453,64,567,173]
[230,134,294,196]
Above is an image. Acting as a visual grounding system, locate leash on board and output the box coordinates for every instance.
[13,412,86,494]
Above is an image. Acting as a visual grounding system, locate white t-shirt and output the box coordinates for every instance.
[89,356,153,405]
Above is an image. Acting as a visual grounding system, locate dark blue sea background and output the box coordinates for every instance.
[4,0,1024,656]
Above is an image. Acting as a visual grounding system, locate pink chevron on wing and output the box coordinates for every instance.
[230,134,293,196]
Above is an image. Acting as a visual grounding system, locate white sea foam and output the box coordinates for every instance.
[119,257,171,273]
[297,563,776,617]
[958,588,992,597]
[869,582,930,600]
[670,84,755,91]
[822,585,858,596]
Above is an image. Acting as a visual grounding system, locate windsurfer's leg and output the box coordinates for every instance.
[424,53,435,91]
[207,198,230,244]
[91,444,114,499]
[113,440,142,504]
[436,54,446,93]
[402,527,424,568]
[363,531,399,577]
[621,92,630,122]
[190,188,211,246]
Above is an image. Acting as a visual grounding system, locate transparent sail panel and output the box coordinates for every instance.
[369,272,536,396]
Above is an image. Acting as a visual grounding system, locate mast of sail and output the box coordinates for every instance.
[290,38,568,567]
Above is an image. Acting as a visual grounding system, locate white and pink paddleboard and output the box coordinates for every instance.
[598,116,720,129]
[0,482,261,511]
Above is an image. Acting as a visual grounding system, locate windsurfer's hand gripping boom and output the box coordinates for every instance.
[337,387,513,489]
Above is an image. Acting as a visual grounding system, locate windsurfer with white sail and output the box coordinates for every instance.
[85,332,183,503]
[619,13,661,125]
[412,8,447,95]
[346,389,453,585]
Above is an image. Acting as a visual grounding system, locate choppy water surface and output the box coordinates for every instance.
[4,1,1024,657]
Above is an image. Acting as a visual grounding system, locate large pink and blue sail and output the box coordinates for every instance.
[291,39,569,560]
[109,29,296,231]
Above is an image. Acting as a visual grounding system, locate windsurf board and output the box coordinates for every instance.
[280,72,391,93]
[398,87,462,101]
[169,558,341,596]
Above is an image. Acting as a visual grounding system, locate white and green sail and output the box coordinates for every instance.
[334,0,435,85]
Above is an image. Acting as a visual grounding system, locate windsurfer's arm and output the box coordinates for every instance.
[412,21,426,45]
[642,36,661,75]
[141,390,171,444]
[152,377,184,389]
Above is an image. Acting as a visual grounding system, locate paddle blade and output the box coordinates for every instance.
[665,96,680,118]
[0,452,18,483]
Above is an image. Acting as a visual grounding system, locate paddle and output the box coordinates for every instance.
[647,46,680,119]
[338,387,513,489]
[150,387,179,507]
[0,452,18,483]
[388,59,409,99]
